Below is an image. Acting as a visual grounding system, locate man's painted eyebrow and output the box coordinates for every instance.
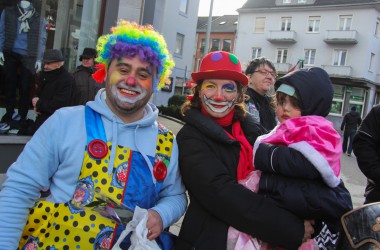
[115,63,152,75]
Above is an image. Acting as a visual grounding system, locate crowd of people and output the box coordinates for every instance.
[0,5,378,249]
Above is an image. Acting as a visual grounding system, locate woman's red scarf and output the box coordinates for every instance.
[201,107,254,180]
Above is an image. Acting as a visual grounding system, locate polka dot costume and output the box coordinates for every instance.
[18,111,174,249]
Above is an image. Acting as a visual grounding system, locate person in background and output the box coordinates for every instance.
[175,51,314,249]
[227,67,352,250]
[0,20,187,249]
[31,49,74,133]
[72,47,105,105]
[244,57,277,131]
[353,105,380,204]
[341,105,362,156]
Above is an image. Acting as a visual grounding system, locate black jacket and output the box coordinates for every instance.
[341,110,362,131]
[176,109,305,250]
[72,65,104,105]
[353,105,380,203]
[34,66,74,131]
[245,88,277,131]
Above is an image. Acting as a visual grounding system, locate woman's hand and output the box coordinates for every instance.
[302,220,315,243]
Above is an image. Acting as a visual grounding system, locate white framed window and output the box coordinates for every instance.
[175,33,184,55]
[369,53,375,72]
[304,49,316,65]
[330,85,346,116]
[281,17,292,31]
[210,38,220,51]
[254,17,266,33]
[276,48,288,63]
[252,47,262,59]
[333,49,347,66]
[222,39,231,52]
[339,15,352,31]
[179,0,188,14]
[308,16,320,32]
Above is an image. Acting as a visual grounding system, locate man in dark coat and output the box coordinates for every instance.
[341,106,362,156]
[353,105,380,204]
[31,49,74,133]
[72,47,104,105]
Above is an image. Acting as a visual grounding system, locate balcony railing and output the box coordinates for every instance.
[274,63,292,73]
[324,30,358,44]
[267,30,297,43]
[321,65,352,76]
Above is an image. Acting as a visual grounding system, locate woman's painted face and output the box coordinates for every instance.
[199,79,238,118]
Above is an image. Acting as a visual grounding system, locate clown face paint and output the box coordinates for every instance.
[200,79,238,118]
[105,55,155,123]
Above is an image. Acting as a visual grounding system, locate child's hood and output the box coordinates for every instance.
[275,67,333,117]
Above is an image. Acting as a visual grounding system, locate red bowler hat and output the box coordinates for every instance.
[191,51,248,86]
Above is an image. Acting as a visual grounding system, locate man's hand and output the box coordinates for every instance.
[146,210,163,241]
[302,220,315,243]
[35,61,42,72]
[0,52,4,66]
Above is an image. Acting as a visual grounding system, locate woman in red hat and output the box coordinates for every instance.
[175,51,314,249]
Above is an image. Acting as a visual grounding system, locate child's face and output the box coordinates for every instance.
[276,95,302,123]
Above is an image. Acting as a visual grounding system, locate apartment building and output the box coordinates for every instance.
[194,15,238,72]
[235,0,380,127]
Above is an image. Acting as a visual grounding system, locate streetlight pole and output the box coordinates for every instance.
[203,0,214,55]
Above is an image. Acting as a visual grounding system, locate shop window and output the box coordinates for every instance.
[210,38,220,52]
[349,87,366,116]
[222,39,231,52]
[330,85,345,115]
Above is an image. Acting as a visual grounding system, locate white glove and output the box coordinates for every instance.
[35,60,42,72]
[0,52,4,66]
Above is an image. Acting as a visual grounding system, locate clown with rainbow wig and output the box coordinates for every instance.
[0,19,187,250]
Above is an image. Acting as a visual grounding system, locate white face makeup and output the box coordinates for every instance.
[200,79,238,119]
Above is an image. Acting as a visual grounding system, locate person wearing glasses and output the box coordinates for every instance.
[244,57,278,131]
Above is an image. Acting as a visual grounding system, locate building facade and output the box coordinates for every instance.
[235,0,380,128]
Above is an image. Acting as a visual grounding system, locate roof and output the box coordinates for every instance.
[196,15,238,33]
[240,0,380,10]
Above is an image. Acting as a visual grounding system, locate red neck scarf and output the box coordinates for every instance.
[201,106,254,180]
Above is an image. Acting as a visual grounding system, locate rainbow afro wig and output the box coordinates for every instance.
[94,19,174,92]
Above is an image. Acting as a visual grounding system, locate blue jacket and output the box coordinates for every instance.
[0,89,187,249]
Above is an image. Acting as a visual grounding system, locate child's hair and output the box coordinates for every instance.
[275,92,301,110]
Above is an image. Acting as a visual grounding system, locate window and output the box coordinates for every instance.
[252,47,262,59]
[333,49,347,66]
[254,17,266,33]
[283,0,291,3]
[375,92,380,106]
[369,53,375,72]
[349,87,366,116]
[210,38,220,51]
[330,85,345,115]
[174,77,185,95]
[304,49,316,65]
[339,15,352,31]
[179,0,188,14]
[276,48,288,63]
[199,38,206,52]
[375,19,380,37]
[298,0,306,3]
[175,33,184,55]
[222,39,231,52]
[281,17,292,31]
[308,16,320,32]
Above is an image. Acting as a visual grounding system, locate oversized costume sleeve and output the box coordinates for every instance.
[178,126,305,249]
[353,105,380,187]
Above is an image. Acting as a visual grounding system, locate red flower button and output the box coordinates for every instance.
[88,139,108,159]
[153,160,167,182]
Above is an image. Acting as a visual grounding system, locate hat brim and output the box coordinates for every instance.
[44,59,63,63]
[191,70,248,86]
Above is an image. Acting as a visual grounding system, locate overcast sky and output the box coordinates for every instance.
[197,0,247,16]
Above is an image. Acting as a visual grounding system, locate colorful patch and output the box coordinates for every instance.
[112,162,129,188]
[94,226,114,250]
[69,176,95,213]
[22,236,39,250]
